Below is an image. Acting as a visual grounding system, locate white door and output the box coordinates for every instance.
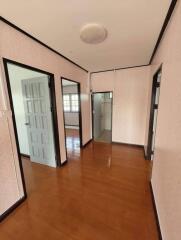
[100,99,105,132]
[93,94,102,139]
[151,74,161,160]
[22,77,56,167]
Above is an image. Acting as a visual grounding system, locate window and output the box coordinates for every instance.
[63,94,79,112]
[63,95,71,112]
[71,94,79,112]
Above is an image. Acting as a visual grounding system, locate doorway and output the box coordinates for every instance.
[61,78,82,158]
[92,92,113,143]
[3,58,61,168]
[146,66,162,160]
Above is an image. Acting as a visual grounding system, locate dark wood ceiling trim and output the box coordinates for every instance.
[91,64,149,74]
[149,0,178,64]
[0,16,88,73]
[92,0,178,73]
[1,0,178,73]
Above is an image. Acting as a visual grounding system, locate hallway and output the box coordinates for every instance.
[65,128,80,156]
[0,142,158,240]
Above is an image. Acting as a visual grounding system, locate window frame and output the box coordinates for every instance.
[63,93,79,113]
[63,94,71,112]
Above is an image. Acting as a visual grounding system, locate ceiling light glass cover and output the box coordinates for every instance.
[80,23,107,44]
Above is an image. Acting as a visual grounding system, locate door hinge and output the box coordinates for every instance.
[48,81,51,88]
[156,82,160,88]
[154,104,158,109]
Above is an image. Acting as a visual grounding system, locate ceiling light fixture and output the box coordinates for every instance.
[80,23,107,44]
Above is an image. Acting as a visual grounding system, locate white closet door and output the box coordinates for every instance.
[22,77,56,167]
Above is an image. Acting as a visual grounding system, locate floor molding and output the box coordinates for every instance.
[0,196,26,222]
[21,154,30,159]
[150,182,163,240]
[65,125,79,130]
[65,124,79,127]
[83,138,92,148]
[61,160,68,167]
[143,148,147,160]
[112,141,144,149]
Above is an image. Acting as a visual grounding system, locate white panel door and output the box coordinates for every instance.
[104,100,112,130]
[22,77,56,167]
[93,94,102,139]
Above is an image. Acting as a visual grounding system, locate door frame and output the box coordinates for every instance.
[146,65,162,160]
[3,58,61,173]
[91,91,113,142]
[60,77,83,159]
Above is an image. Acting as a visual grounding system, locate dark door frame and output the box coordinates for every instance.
[60,77,83,160]
[3,58,61,167]
[2,58,62,221]
[146,65,162,160]
[91,91,113,142]
[3,57,62,171]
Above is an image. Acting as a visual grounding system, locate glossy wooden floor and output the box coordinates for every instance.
[0,140,158,240]
[66,128,80,158]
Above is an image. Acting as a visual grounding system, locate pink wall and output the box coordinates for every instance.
[0,64,24,214]
[0,111,24,214]
[147,1,181,239]
[0,21,90,215]
[91,66,151,145]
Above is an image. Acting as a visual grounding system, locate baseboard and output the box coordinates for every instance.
[0,196,26,222]
[112,141,144,149]
[21,153,30,159]
[65,125,79,128]
[150,182,163,240]
[61,159,68,166]
[65,124,79,127]
[83,138,92,148]
[144,147,147,160]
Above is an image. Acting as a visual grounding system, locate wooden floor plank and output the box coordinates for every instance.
[0,131,158,240]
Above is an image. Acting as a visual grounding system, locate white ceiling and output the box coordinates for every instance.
[0,0,171,72]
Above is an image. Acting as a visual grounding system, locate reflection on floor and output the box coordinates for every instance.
[65,128,80,157]
[0,142,159,240]
[95,130,112,143]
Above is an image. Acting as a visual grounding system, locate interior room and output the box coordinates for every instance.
[1,60,61,210]
[4,61,59,168]
[0,1,181,240]
[61,78,81,156]
[92,92,112,143]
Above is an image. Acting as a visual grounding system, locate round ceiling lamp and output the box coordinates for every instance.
[80,23,107,44]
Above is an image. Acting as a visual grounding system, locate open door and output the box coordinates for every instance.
[146,67,162,160]
[61,77,83,159]
[22,77,56,167]
[92,92,112,143]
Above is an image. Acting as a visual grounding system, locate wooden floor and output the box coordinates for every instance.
[0,141,158,240]
[65,128,80,157]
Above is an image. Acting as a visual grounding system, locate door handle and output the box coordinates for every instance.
[25,122,30,126]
